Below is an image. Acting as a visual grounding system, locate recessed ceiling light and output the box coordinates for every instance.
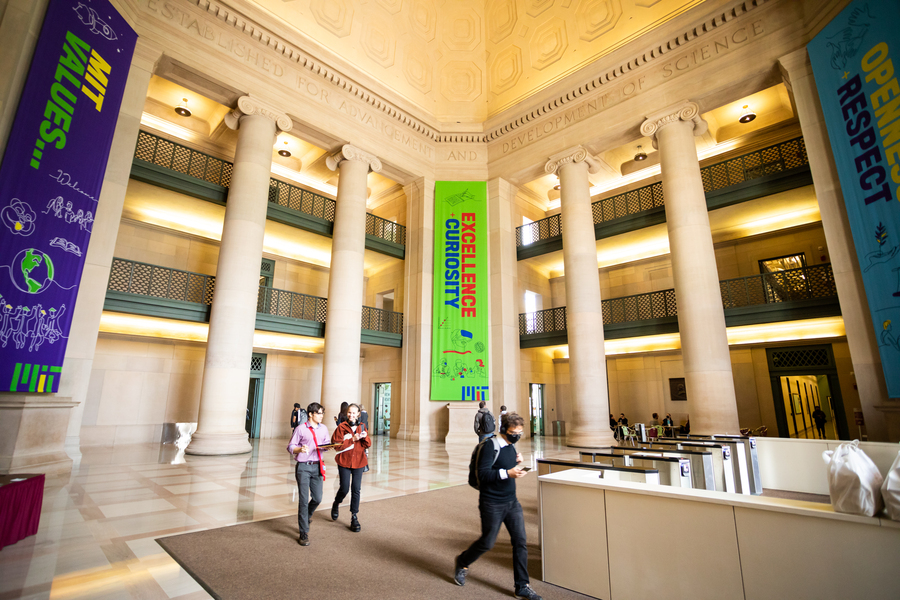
[739,104,756,124]
[174,98,191,118]
[634,145,647,161]
[277,141,291,157]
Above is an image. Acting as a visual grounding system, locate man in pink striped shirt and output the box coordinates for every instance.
[288,402,331,546]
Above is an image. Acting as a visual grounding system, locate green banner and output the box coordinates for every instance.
[432,181,489,402]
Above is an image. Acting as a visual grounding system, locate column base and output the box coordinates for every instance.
[445,402,480,445]
[185,431,252,456]
[566,427,617,449]
[0,395,77,475]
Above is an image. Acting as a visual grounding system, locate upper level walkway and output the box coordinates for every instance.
[131,131,406,259]
[516,137,811,260]
[519,262,839,347]
[105,257,403,347]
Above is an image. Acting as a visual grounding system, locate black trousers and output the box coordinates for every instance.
[816,423,826,438]
[458,497,529,588]
[334,465,364,515]
[294,462,323,535]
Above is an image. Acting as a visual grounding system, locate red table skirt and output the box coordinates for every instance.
[0,474,44,549]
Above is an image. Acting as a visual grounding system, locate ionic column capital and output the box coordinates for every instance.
[544,145,601,175]
[224,96,292,133]
[326,144,383,173]
[640,101,707,147]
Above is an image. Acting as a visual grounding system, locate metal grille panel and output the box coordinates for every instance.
[250,356,263,372]
[771,348,830,369]
[361,306,404,334]
[107,258,216,304]
[133,131,402,246]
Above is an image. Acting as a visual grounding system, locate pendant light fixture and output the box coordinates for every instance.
[277,141,291,157]
[739,104,756,124]
[634,145,647,161]
[174,97,192,117]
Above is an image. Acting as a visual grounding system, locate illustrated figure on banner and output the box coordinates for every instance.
[44,196,93,232]
[49,237,83,256]
[882,321,900,353]
[864,223,899,272]
[0,297,65,351]
[826,5,874,69]
[73,2,118,40]
[1,198,36,236]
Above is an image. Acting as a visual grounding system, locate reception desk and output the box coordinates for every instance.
[539,470,900,600]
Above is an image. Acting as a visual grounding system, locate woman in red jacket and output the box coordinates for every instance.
[330,403,371,532]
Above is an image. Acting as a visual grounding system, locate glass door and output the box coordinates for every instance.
[529,383,544,436]
[374,383,391,435]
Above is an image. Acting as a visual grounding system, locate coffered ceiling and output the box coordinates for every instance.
[248,0,706,124]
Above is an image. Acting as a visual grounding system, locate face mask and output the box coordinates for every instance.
[506,433,521,444]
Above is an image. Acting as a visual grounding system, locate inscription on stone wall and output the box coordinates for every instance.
[140,0,434,160]
[495,19,766,156]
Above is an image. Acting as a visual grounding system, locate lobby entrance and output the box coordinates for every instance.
[245,353,266,439]
[766,345,848,440]
[529,383,545,436]
[374,382,391,435]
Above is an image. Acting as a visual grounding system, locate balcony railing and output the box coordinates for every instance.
[361,306,404,335]
[107,258,403,334]
[720,263,836,309]
[108,258,216,304]
[516,137,810,248]
[518,263,835,335]
[133,130,405,247]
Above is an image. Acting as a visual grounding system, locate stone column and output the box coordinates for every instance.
[779,49,895,441]
[641,101,739,435]
[397,177,441,441]
[545,147,616,448]
[319,145,382,420]
[186,97,291,455]
[487,178,523,424]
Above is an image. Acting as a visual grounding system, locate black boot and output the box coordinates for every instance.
[350,514,360,532]
[331,501,339,521]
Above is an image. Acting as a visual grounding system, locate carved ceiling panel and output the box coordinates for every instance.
[249,0,703,124]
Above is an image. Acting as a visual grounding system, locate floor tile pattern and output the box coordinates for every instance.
[0,436,577,600]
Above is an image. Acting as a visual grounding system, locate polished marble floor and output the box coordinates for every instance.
[0,435,578,600]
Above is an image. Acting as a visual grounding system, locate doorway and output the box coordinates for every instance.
[766,345,848,440]
[374,382,391,435]
[529,383,545,436]
[246,353,266,439]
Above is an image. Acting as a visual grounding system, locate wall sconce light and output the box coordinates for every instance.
[174,98,192,118]
[634,145,647,161]
[277,141,291,157]
[739,104,756,124]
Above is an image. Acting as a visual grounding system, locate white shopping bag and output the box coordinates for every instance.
[881,449,900,521]
[822,440,884,517]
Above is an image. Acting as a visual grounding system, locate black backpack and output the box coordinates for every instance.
[479,411,496,434]
[468,437,502,489]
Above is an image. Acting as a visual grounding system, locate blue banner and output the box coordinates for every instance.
[809,0,900,396]
[0,0,136,393]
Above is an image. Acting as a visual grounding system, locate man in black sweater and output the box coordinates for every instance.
[454,413,542,600]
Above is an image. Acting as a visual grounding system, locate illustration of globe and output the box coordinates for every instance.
[11,248,55,294]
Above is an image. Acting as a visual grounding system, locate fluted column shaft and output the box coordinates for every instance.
[547,147,616,448]
[643,101,739,434]
[188,97,291,455]
[320,145,382,420]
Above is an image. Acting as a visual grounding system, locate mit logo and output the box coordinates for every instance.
[461,386,489,402]
[10,363,62,392]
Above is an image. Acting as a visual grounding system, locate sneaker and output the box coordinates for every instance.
[350,514,361,532]
[515,584,542,600]
[331,501,339,521]
[453,556,468,586]
[297,533,310,546]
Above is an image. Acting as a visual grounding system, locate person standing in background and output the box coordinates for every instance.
[291,403,305,431]
[336,401,349,425]
[812,405,827,439]
[474,401,496,442]
[359,405,369,428]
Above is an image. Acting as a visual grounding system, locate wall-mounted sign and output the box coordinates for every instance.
[0,0,137,392]
[431,181,489,401]
[808,0,900,396]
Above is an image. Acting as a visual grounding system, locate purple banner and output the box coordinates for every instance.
[0,0,136,393]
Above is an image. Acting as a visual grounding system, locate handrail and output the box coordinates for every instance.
[107,258,404,334]
[518,263,835,335]
[133,130,406,246]
[515,137,809,248]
